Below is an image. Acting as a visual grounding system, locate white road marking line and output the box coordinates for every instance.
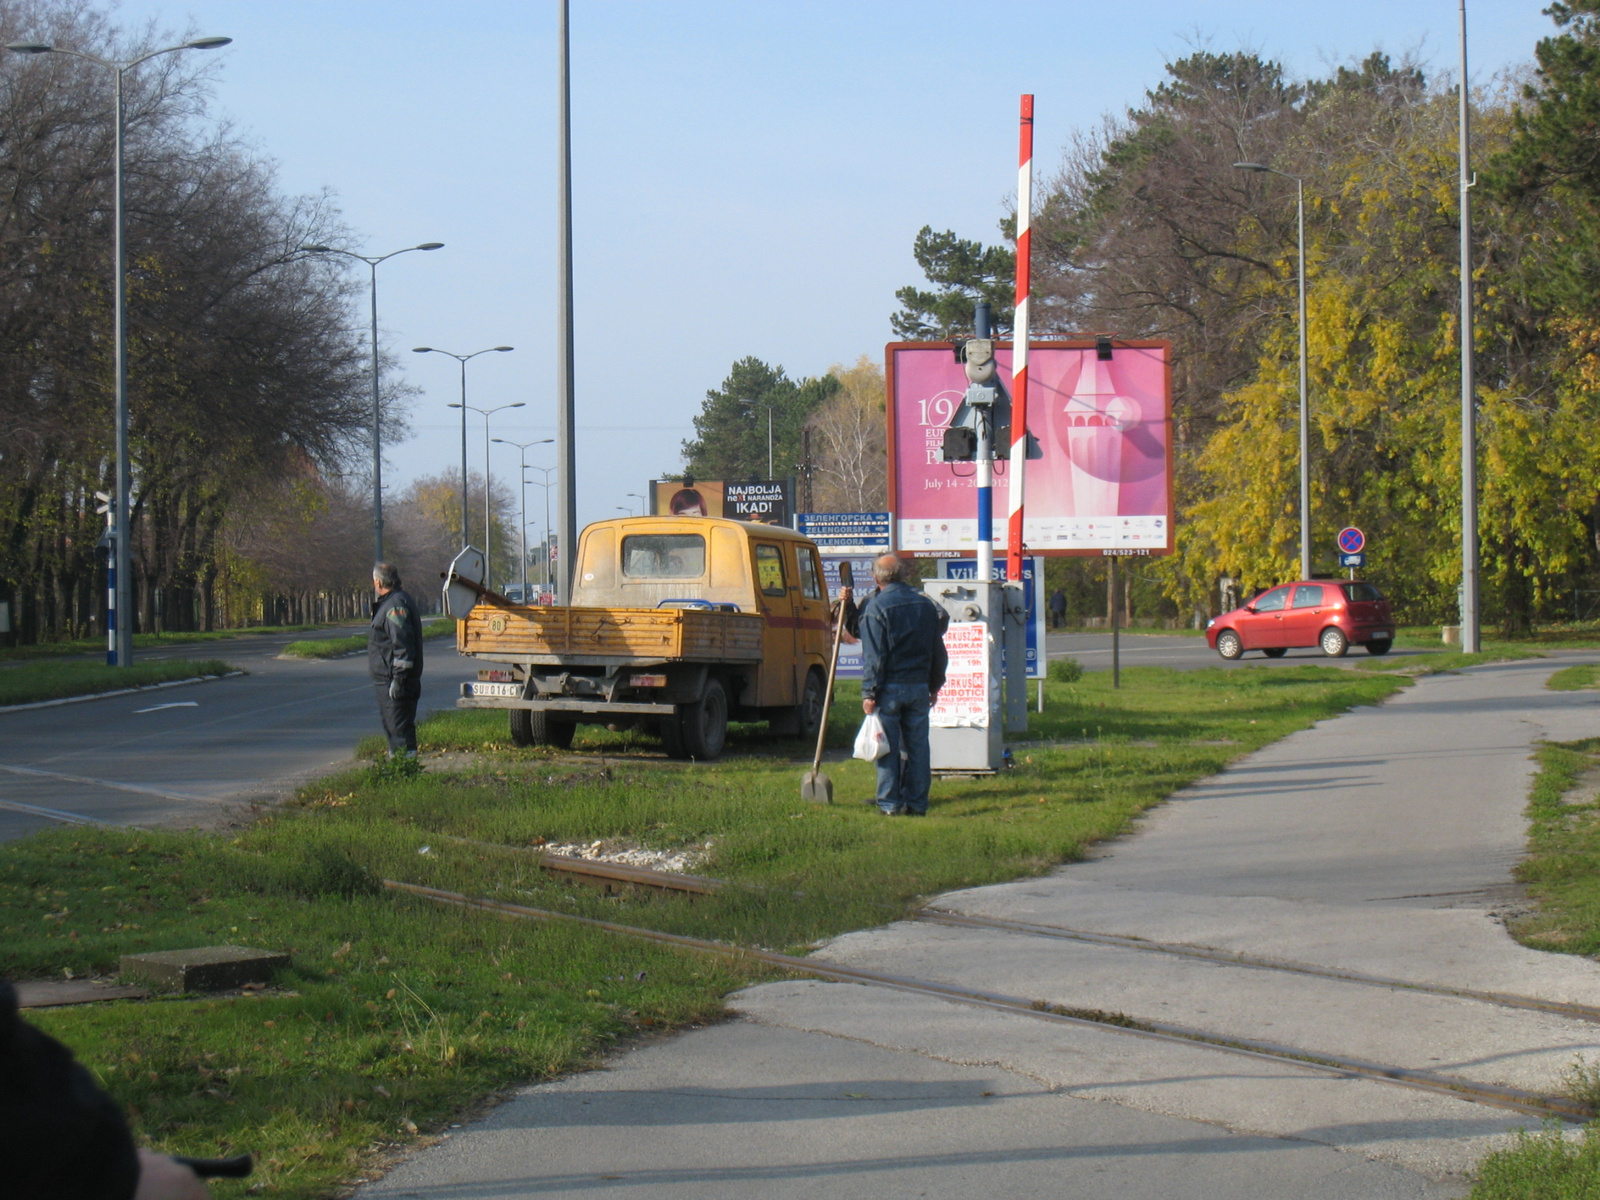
[132,701,200,714]
[0,798,126,827]
[0,763,227,805]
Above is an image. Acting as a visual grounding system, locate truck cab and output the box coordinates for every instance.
[452,517,833,760]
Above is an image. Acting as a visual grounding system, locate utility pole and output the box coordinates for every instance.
[556,0,578,604]
[1459,0,1481,653]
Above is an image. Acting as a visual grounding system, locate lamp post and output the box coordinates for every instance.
[1234,161,1311,582]
[493,437,554,600]
[8,34,232,666]
[627,492,646,515]
[415,345,514,546]
[739,398,775,477]
[301,241,443,565]
[449,401,525,587]
[525,466,556,588]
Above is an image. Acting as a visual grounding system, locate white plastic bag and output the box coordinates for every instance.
[853,712,890,761]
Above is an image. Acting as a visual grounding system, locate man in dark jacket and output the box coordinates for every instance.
[859,554,947,816]
[0,979,207,1199]
[369,562,424,758]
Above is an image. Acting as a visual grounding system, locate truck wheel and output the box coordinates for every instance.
[679,678,728,761]
[510,708,576,749]
[659,712,687,759]
[795,668,826,744]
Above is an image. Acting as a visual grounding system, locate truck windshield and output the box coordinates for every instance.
[621,534,705,578]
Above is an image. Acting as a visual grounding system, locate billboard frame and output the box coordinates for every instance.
[885,338,1175,558]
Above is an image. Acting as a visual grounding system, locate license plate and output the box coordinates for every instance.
[467,681,523,698]
[1370,630,1391,640]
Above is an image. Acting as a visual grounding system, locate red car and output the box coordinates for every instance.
[1206,580,1395,659]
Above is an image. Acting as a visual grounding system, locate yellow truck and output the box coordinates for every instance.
[444,516,835,761]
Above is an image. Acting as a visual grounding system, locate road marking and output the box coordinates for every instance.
[0,763,226,805]
[133,701,199,714]
[0,798,125,827]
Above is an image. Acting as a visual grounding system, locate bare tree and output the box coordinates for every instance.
[808,356,886,512]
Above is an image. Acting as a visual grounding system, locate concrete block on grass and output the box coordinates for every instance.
[120,945,289,993]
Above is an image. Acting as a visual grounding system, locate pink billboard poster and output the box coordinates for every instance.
[887,342,1172,556]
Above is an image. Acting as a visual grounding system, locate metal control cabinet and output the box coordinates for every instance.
[922,578,1028,774]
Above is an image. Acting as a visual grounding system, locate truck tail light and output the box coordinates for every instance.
[629,674,667,687]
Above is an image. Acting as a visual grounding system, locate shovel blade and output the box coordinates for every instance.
[800,769,833,805]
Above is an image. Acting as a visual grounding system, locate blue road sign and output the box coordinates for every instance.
[939,558,1046,679]
[1337,526,1366,555]
[1340,552,1366,568]
[798,512,890,554]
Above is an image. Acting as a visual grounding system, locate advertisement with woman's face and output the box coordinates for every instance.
[888,342,1171,556]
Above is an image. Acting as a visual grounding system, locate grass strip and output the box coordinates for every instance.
[1548,665,1600,692]
[1358,647,1542,674]
[0,658,235,707]
[0,625,345,662]
[282,620,454,660]
[3,663,1402,1199]
[1472,1123,1600,1199]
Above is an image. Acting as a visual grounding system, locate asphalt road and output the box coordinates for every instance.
[0,626,477,843]
[1046,629,1435,671]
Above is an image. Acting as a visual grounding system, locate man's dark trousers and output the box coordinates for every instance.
[875,682,932,814]
[374,678,421,755]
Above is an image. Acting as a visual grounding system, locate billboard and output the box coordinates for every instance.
[650,479,792,525]
[887,341,1172,557]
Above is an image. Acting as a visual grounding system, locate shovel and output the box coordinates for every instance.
[802,563,853,804]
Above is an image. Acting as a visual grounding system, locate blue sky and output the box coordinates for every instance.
[105,0,1555,536]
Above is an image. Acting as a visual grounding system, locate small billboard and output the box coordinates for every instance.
[887,341,1173,557]
[650,479,793,526]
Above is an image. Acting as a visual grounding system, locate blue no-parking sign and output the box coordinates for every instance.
[1337,526,1366,555]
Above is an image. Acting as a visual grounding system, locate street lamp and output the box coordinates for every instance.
[449,400,525,587]
[739,398,775,478]
[627,491,646,515]
[524,466,556,588]
[415,346,514,546]
[9,34,232,666]
[1234,161,1311,582]
[301,241,443,565]
[493,437,554,599]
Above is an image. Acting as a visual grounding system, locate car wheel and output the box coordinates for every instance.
[1320,627,1349,658]
[1263,647,1288,658]
[1216,630,1243,660]
[511,708,576,749]
[1364,640,1392,657]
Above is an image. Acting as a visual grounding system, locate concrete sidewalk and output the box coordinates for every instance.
[361,657,1600,1199]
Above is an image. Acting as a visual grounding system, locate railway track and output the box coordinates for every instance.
[384,877,1596,1125]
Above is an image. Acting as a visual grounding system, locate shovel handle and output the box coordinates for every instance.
[812,600,847,773]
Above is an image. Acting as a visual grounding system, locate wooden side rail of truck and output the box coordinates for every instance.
[444,517,835,761]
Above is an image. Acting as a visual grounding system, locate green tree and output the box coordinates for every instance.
[679,357,838,482]
[891,226,1016,339]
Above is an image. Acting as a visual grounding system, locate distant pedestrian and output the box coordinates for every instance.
[1049,587,1067,629]
[369,562,424,759]
[859,554,947,816]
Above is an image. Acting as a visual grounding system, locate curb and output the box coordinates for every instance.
[0,670,246,715]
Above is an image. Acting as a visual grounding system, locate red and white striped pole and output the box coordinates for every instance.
[1006,95,1034,583]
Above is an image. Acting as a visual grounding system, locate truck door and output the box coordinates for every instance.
[753,541,796,705]
[793,544,829,685]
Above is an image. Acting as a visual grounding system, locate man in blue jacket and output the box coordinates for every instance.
[369,562,424,759]
[859,554,947,816]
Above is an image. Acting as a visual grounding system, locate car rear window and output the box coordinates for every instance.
[1292,585,1325,609]
[1342,583,1384,603]
[621,534,705,578]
